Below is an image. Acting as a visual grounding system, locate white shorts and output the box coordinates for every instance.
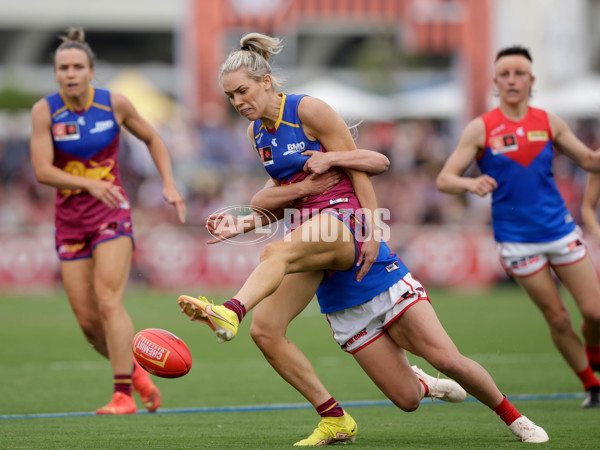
[325,272,429,354]
[497,227,587,277]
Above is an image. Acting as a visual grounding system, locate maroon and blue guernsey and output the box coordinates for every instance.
[252,93,360,214]
[252,93,409,313]
[46,86,130,232]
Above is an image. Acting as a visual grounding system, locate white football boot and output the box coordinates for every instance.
[508,416,549,443]
[411,365,467,403]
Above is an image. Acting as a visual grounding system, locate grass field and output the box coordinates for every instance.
[0,282,598,448]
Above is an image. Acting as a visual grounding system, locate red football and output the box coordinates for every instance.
[132,328,192,378]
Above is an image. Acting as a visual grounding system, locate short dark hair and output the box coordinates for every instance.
[495,45,532,63]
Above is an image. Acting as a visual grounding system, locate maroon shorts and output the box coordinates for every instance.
[55,217,134,261]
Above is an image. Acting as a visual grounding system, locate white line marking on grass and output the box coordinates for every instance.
[0,392,584,420]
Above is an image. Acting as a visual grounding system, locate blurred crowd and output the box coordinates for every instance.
[1,111,599,245]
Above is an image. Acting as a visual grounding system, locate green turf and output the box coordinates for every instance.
[0,283,598,448]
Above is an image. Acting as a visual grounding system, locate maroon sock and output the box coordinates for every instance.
[492,396,521,426]
[316,397,344,418]
[224,298,246,323]
[586,346,600,366]
[114,374,132,396]
[576,366,600,390]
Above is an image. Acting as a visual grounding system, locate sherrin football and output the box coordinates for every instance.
[132,328,192,378]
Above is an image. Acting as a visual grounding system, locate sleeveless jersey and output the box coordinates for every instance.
[316,240,409,313]
[478,107,574,243]
[47,87,130,231]
[252,93,358,212]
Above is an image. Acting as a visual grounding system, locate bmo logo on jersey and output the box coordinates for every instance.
[283,142,306,155]
[52,122,80,141]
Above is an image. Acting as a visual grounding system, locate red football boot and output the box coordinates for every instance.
[132,361,162,412]
[96,392,137,415]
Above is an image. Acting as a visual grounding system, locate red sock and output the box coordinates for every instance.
[114,374,132,396]
[418,379,429,396]
[586,346,600,366]
[224,299,246,323]
[576,366,600,390]
[491,396,521,426]
[316,397,344,418]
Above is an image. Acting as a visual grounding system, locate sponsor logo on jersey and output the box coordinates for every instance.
[77,116,86,126]
[516,126,525,136]
[527,130,549,142]
[52,122,80,141]
[258,146,274,166]
[385,261,400,273]
[489,133,518,154]
[55,110,69,120]
[90,120,114,134]
[490,123,506,136]
[329,197,348,206]
[283,142,306,155]
[271,138,278,147]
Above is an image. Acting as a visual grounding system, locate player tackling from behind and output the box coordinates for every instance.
[437,45,600,409]
[178,32,549,445]
[30,27,186,414]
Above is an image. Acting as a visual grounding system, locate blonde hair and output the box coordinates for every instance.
[219,33,284,90]
[55,27,96,68]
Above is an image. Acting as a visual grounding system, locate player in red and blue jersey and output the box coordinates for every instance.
[437,45,600,409]
[178,33,548,445]
[30,27,186,415]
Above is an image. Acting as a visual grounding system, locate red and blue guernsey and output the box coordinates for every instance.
[47,87,130,232]
[478,106,574,243]
[252,93,360,213]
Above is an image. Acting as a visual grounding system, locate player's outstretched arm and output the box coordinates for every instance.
[250,172,342,212]
[302,149,389,175]
[113,92,186,223]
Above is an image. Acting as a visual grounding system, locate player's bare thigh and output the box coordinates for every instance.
[387,301,460,362]
[61,257,97,317]
[554,253,600,315]
[268,212,356,273]
[91,236,133,298]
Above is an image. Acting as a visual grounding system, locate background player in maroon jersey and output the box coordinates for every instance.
[30,27,186,414]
